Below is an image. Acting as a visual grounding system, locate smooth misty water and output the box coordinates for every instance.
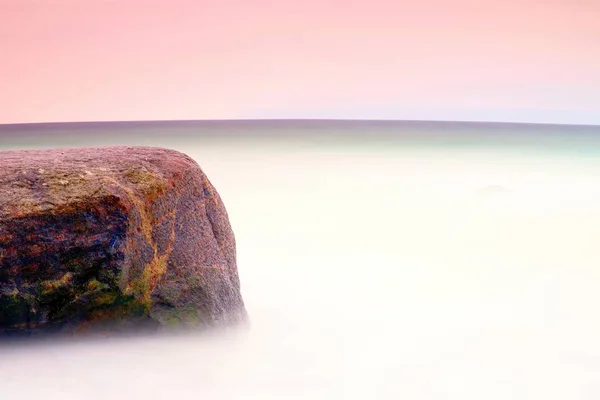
[2,127,600,399]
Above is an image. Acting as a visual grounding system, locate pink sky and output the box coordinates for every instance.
[1,1,599,124]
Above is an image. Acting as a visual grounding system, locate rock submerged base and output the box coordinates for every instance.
[0,146,247,337]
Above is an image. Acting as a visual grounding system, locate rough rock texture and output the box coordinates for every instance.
[0,146,246,337]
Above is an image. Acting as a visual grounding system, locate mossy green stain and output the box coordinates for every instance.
[150,306,202,329]
[122,168,168,202]
[0,291,39,329]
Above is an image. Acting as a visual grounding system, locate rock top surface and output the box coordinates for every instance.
[0,146,246,336]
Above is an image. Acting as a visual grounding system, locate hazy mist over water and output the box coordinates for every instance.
[2,120,600,399]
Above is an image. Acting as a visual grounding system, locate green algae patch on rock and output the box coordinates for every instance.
[0,146,247,337]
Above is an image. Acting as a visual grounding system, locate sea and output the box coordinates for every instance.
[1,120,600,399]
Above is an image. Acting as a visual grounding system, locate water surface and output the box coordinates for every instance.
[1,121,600,399]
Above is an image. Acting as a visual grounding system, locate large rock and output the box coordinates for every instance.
[0,146,246,336]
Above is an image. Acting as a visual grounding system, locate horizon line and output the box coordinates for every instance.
[1,118,600,129]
